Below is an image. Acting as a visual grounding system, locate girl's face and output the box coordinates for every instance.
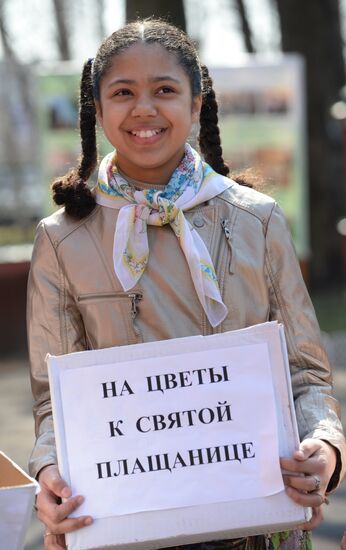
[96,42,202,184]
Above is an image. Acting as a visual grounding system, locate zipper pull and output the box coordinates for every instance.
[221,219,234,275]
[221,219,231,240]
[128,292,142,319]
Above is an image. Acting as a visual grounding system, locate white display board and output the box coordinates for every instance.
[211,55,308,260]
[48,321,310,550]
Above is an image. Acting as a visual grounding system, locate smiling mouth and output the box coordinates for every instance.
[129,128,166,138]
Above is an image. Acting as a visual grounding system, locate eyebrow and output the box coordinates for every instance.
[107,76,181,88]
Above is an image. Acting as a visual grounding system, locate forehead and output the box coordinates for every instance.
[104,42,189,82]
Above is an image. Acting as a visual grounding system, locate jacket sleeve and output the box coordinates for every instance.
[27,220,87,478]
[264,203,346,492]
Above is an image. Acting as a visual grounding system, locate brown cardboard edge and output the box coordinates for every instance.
[0,451,35,489]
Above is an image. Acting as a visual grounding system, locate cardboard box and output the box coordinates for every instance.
[48,322,310,550]
[0,452,38,550]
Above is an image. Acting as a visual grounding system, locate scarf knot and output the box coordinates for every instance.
[132,192,180,226]
[95,143,233,327]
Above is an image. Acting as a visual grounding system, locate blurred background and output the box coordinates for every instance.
[0,0,345,548]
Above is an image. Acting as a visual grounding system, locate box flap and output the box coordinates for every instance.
[0,452,36,489]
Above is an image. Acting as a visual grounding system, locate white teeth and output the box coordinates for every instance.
[131,129,161,138]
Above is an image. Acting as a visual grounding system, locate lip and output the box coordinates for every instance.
[126,127,167,145]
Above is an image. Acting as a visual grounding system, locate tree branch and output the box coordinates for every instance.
[234,0,255,53]
[52,0,71,60]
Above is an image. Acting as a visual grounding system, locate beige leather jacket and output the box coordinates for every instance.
[27,182,346,489]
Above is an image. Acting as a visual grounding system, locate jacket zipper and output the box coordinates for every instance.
[128,292,143,340]
[128,292,143,319]
[77,291,143,303]
[77,291,143,320]
[221,219,234,274]
[77,291,143,343]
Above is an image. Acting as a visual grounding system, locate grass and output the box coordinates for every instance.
[0,224,37,246]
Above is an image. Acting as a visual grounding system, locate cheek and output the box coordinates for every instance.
[100,99,127,119]
[165,99,195,119]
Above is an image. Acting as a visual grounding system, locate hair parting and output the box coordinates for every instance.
[52,19,252,219]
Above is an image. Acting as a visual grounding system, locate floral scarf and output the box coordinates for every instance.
[95,144,232,327]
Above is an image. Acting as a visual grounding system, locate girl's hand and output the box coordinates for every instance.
[35,465,93,549]
[280,438,337,530]
[340,530,346,550]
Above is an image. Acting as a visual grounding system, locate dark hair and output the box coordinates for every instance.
[52,19,248,218]
[52,58,97,217]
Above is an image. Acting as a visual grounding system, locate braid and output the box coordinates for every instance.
[199,64,230,177]
[78,58,98,180]
[52,59,97,218]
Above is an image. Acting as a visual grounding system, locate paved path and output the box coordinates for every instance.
[0,332,345,549]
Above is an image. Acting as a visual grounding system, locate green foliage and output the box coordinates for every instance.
[312,290,346,333]
[0,224,37,246]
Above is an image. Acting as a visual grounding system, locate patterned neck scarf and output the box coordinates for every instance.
[95,144,232,327]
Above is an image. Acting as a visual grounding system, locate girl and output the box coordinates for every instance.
[28,19,345,550]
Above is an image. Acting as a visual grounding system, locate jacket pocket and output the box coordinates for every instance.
[78,291,141,308]
[76,291,143,348]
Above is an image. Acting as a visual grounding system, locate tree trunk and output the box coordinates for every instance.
[0,0,38,228]
[52,0,71,60]
[0,0,14,59]
[95,0,106,41]
[233,0,255,53]
[275,0,346,286]
[126,0,186,30]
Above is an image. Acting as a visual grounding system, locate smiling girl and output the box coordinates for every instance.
[28,19,345,550]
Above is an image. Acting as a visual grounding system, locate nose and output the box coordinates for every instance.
[131,94,157,117]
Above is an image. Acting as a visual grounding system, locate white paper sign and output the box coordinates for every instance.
[59,342,283,519]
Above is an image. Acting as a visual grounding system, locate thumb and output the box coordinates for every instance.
[39,464,72,499]
[293,438,320,461]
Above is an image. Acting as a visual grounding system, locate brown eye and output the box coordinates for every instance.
[114,89,132,96]
[157,86,174,95]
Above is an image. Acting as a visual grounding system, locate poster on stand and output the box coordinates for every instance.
[211,55,308,261]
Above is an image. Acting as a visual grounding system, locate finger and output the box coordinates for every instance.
[280,457,301,471]
[38,497,93,534]
[298,506,323,531]
[40,466,72,499]
[280,457,322,476]
[35,490,65,524]
[285,486,326,508]
[53,495,85,523]
[36,486,64,513]
[341,531,346,550]
[294,439,322,461]
[39,509,93,535]
[44,533,66,549]
[45,515,93,536]
[283,474,322,493]
[37,487,90,524]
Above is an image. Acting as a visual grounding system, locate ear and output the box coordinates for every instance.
[191,94,202,123]
[95,99,103,127]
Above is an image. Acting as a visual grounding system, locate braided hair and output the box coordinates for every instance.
[52,59,97,217]
[53,19,250,219]
[199,64,229,177]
